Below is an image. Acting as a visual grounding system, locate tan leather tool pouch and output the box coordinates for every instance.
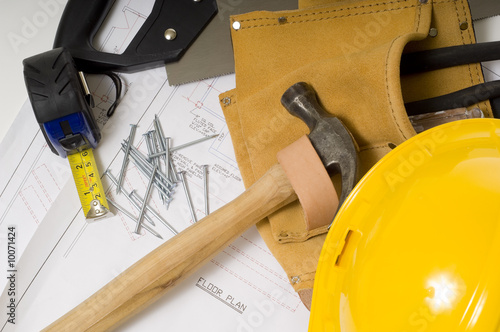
[219,0,492,307]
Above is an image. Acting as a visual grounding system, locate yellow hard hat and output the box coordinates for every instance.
[309,119,500,331]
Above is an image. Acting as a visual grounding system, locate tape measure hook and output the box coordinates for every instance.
[86,199,110,219]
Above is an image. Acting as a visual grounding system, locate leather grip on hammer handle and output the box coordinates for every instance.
[43,164,297,332]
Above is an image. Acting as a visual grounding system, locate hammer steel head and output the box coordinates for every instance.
[281,82,359,213]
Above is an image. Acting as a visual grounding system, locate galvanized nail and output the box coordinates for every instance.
[134,165,158,234]
[127,151,173,197]
[107,198,163,239]
[153,114,167,152]
[178,171,197,223]
[165,137,172,181]
[203,165,209,216]
[170,134,219,152]
[104,170,156,227]
[116,124,137,194]
[122,143,175,188]
[130,190,178,235]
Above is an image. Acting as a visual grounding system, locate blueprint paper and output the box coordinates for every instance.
[0,1,310,330]
[0,69,310,331]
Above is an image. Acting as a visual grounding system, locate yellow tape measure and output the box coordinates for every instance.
[68,148,110,219]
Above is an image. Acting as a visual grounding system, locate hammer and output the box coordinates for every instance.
[43,82,359,331]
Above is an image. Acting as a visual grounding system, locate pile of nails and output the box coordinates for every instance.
[104,115,216,239]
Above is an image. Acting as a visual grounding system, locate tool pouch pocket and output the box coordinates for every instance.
[220,0,492,302]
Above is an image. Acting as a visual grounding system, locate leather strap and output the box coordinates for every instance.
[277,135,339,231]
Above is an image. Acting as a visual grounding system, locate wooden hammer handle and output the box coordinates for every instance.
[44,164,297,331]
